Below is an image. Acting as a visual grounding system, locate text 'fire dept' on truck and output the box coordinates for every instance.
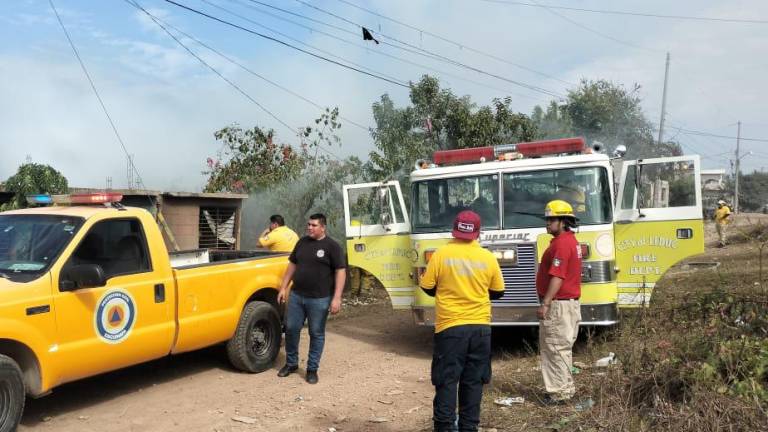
[343,137,704,326]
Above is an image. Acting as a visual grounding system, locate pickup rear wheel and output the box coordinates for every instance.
[0,355,25,432]
[227,301,282,373]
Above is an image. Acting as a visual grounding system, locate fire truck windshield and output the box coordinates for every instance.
[411,166,612,233]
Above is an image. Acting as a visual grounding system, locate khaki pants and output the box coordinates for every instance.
[716,223,727,245]
[539,299,581,399]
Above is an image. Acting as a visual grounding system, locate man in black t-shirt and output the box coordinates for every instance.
[277,213,346,384]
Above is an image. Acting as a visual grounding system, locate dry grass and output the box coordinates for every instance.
[483,230,768,431]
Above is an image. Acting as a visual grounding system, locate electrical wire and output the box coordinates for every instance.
[220,0,551,103]
[48,0,149,191]
[162,0,409,88]
[293,0,565,97]
[670,126,768,143]
[331,0,575,85]
[524,0,662,53]
[129,0,346,161]
[133,1,371,132]
[477,1,768,25]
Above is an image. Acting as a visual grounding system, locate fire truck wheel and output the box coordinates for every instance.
[227,301,282,373]
[0,354,25,432]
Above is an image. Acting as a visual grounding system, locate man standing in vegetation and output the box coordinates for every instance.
[714,200,732,247]
[277,213,346,384]
[258,214,299,252]
[419,210,504,432]
[536,200,582,405]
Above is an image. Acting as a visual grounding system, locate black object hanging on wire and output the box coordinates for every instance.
[362,27,379,44]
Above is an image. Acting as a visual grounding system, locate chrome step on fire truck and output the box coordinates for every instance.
[342,137,704,326]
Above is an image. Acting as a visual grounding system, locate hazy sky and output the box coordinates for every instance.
[1,0,767,191]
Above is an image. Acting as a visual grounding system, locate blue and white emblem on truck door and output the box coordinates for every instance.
[94,290,136,344]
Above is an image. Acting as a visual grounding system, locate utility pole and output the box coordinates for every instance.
[735,121,741,213]
[657,52,670,145]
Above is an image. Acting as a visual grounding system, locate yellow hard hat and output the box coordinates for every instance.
[544,200,576,219]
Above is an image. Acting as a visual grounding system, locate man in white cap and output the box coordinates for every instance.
[714,200,732,247]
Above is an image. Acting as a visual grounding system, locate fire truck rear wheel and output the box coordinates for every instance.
[0,354,25,432]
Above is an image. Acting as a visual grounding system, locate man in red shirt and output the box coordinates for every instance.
[536,200,582,404]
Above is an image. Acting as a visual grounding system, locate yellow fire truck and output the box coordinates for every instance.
[343,137,704,326]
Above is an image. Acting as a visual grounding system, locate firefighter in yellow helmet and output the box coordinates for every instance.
[536,200,582,405]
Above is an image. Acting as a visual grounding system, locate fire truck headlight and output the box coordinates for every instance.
[595,233,613,258]
[502,250,516,260]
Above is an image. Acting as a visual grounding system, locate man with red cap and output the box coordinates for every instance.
[420,210,505,432]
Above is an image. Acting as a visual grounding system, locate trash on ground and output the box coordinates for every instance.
[231,416,258,424]
[594,352,616,367]
[494,396,525,406]
[570,366,581,375]
[369,417,390,423]
[572,361,588,369]
[574,398,595,412]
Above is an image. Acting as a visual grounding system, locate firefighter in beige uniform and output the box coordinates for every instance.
[536,200,582,404]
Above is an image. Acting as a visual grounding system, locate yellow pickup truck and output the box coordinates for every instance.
[0,195,289,431]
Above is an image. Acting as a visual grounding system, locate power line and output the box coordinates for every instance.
[293,0,565,98]
[162,0,409,88]
[478,1,768,25]
[203,0,408,87]
[523,0,662,53]
[48,0,148,190]
[331,0,575,85]
[136,1,370,132]
[128,1,345,162]
[670,126,768,143]
[222,0,551,103]
[131,0,297,136]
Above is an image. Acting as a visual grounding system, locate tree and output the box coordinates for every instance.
[203,126,306,194]
[1,163,68,211]
[736,171,768,212]
[533,79,682,159]
[367,75,537,181]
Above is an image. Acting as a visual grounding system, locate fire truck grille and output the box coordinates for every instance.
[494,243,539,306]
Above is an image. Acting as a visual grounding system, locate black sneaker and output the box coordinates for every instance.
[306,370,318,384]
[277,364,297,377]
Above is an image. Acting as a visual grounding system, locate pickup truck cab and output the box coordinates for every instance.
[0,195,288,431]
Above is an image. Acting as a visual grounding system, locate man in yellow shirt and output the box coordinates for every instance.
[258,215,299,252]
[714,200,732,247]
[420,210,504,432]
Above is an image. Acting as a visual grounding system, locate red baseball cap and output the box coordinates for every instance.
[452,210,481,240]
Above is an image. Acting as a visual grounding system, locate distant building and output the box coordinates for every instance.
[701,169,726,192]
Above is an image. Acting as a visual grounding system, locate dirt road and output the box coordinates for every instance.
[19,303,438,432]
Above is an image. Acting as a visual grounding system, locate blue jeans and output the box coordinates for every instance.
[284,291,331,371]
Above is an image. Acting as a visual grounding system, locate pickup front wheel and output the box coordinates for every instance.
[227,301,282,373]
[0,355,25,432]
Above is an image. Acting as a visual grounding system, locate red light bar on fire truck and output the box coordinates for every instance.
[427,137,587,167]
[51,193,124,205]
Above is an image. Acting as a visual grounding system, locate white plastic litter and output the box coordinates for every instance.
[595,352,616,367]
[493,396,525,406]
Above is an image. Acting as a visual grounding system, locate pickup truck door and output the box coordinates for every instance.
[613,155,705,307]
[51,217,176,383]
[343,181,416,309]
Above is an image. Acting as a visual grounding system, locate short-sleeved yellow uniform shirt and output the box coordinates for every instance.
[258,225,299,252]
[420,240,504,333]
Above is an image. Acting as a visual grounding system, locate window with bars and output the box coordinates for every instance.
[199,207,237,250]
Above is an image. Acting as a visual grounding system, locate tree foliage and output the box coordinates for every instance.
[533,79,682,159]
[736,171,768,211]
[367,75,537,181]
[1,163,68,210]
[203,108,344,194]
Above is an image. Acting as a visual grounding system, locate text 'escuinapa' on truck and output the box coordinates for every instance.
[342,137,704,327]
